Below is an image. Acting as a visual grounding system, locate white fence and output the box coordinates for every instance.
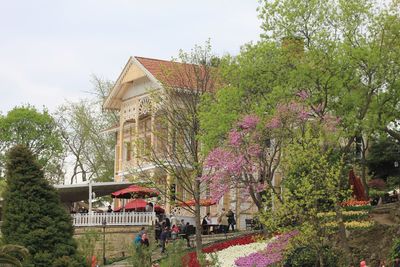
[72,212,156,227]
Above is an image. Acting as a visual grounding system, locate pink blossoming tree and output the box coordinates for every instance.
[201,99,319,211]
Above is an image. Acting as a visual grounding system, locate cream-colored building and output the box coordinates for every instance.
[103,56,259,229]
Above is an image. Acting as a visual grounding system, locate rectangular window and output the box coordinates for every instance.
[126,142,132,161]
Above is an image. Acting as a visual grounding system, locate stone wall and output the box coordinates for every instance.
[74,225,154,261]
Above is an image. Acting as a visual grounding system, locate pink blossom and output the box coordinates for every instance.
[255,182,266,192]
[298,109,309,121]
[228,130,242,147]
[238,115,260,130]
[247,144,261,157]
[266,117,281,129]
[296,90,309,100]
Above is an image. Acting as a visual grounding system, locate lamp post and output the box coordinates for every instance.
[102,218,107,265]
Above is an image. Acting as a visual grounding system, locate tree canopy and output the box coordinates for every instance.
[0,106,64,183]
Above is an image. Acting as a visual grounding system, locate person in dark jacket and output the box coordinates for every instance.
[181,222,191,247]
[227,209,236,232]
[159,227,169,253]
[155,220,161,243]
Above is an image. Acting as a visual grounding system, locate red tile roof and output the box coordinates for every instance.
[135,56,216,91]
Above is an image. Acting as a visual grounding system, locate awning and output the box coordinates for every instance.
[111,185,159,199]
[55,182,134,203]
[114,199,165,213]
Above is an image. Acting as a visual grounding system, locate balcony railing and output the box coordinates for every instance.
[72,212,156,227]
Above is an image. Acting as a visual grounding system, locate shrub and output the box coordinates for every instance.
[283,245,339,267]
[129,242,155,267]
[159,240,187,267]
[1,145,84,266]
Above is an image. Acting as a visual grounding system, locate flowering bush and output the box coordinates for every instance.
[235,231,298,267]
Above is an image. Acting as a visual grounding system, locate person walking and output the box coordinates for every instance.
[218,208,229,234]
[155,220,161,243]
[202,213,210,234]
[181,222,191,247]
[227,209,236,232]
[160,227,169,253]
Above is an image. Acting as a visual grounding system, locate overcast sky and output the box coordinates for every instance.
[0,0,262,114]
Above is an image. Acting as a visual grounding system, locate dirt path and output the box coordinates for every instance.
[370,213,396,226]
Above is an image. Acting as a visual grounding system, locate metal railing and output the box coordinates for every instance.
[72,212,156,227]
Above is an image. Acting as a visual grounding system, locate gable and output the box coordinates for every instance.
[103,57,162,110]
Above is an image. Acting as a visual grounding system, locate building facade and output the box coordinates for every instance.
[103,56,259,229]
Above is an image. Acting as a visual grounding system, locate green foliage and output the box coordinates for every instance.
[199,86,243,154]
[159,240,187,267]
[128,242,156,267]
[366,136,400,179]
[283,245,339,267]
[55,76,117,184]
[2,145,83,267]
[261,125,347,265]
[0,105,64,182]
[391,238,400,260]
[76,230,100,267]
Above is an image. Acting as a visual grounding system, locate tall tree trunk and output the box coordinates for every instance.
[360,140,369,197]
[194,179,203,257]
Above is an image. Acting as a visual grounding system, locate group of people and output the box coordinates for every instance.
[201,208,236,235]
[154,217,192,253]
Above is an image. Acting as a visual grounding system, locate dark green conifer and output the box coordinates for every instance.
[2,145,83,266]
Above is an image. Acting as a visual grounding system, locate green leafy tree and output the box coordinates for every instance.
[261,125,346,266]
[55,76,118,184]
[0,106,64,183]
[2,145,84,266]
[366,136,400,179]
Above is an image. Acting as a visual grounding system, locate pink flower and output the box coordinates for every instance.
[266,117,281,129]
[296,90,309,100]
[238,115,260,130]
[247,144,261,157]
[228,130,242,147]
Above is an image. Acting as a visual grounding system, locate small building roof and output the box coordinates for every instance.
[103,56,214,110]
[55,181,133,203]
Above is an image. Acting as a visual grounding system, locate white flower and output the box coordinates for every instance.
[206,238,273,267]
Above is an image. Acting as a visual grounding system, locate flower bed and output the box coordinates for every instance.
[207,239,272,267]
[183,234,258,267]
[323,220,375,230]
[340,200,370,207]
[234,231,298,267]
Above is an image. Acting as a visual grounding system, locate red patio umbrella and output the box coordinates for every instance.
[179,198,217,207]
[111,185,159,199]
[114,199,165,213]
